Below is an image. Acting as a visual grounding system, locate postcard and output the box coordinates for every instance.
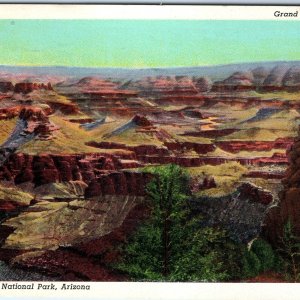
[0,4,299,300]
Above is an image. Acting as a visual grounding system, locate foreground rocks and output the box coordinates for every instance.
[265,132,300,243]
[0,191,148,281]
[193,182,274,243]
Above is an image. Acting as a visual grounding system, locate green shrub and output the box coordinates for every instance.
[240,238,278,279]
[251,238,276,272]
[277,220,300,282]
[241,249,261,278]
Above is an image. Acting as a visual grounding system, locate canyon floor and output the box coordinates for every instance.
[0,63,299,281]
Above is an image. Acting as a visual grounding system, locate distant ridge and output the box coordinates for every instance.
[1,61,300,80]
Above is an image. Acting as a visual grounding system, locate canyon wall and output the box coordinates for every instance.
[0,153,151,197]
[265,129,300,243]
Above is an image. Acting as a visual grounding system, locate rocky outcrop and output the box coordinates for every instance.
[131,114,153,127]
[264,131,300,243]
[192,182,274,242]
[190,176,217,193]
[14,82,53,94]
[0,107,59,166]
[0,200,150,281]
[0,153,150,196]
[19,107,58,140]
[2,195,141,251]
[193,77,212,92]
[0,81,14,93]
[0,185,34,212]
[84,171,152,197]
[212,72,255,92]
[0,107,22,120]
[47,101,79,115]
[0,105,53,121]
[19,107,48,122]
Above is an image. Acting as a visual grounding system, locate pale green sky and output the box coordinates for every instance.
[0,20,299,68]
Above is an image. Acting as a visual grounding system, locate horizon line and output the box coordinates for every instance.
[0,59,300,70]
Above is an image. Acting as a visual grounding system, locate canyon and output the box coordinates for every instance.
[0,63,299,280]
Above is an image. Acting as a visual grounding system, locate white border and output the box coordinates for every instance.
[0,4,298,19]
[0,4,299,300]
[0,282,300,299]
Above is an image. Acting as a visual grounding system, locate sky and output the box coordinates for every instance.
[0,20,299,68]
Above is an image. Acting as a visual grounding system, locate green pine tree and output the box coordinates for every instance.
[113,164,242,281]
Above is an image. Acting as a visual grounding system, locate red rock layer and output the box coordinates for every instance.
[0,106,22,120]
[211,72,255,92]
[19,107,49,122]
[216,138,293,153]
[137,153,288,167]
[0,153,150,196]
[212,84,255,93]
[246,171,285,180]
[182,128,239,138]
[85,90,138,100]
[87,141,215,156]
[0,105,53,121]
[14,82,53,94]
[47,101,79,115]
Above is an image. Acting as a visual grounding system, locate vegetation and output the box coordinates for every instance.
[113,164,270,281]
[241,238,279,279]
[277,220,300,282]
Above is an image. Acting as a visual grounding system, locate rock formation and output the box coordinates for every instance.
[0,152,151,196]
[265,129,300,243]
[0,81,14,93]
[282,66,300,91]
[193,77,212,92]
[14,82,53,94]
[212,72,255,92]
[192,182,274,243]
[261,65,290,92]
